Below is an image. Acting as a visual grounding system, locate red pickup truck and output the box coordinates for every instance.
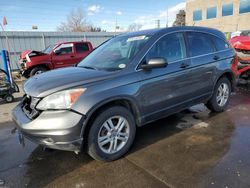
[19,41,93,77]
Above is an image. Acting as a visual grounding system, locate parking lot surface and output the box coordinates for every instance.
[0,85,250,188]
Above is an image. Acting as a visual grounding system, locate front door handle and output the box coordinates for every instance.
[180,63,189,68]
[70,55,75,58]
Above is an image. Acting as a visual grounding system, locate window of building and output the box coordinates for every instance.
[207,7,217,19]
[75,43,89,53]
[145,33,186,63]
[193,10,202,21]
[187,32,215,57]
[222,3,233,16]
[239,0,250,14]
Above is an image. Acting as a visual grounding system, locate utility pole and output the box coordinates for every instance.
[115,17,117,33]
[166,7,169,27]
[156,19,160,28]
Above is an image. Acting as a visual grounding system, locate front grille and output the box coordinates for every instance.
[22,58,27,63]
[236,49,250,55]
[22,95,41,119]
[20,63,25,69]
[19,58,27,70]
[242,50,250,55]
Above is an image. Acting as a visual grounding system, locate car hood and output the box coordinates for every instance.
[23,67,114,97]
[230,36,250,50]
[20,50,32,59]
[20,50,47,60]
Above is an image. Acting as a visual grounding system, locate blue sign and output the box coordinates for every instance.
[1,50,10,82]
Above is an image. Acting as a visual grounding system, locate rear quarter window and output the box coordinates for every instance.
[212,36,230,51]
[75,43,89,53]
[187,32,215,57]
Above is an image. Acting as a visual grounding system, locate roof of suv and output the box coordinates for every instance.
[121,26,226,40]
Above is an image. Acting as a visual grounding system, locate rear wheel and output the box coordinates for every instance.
[30,67,47,77]
[4,94,14,103]
[206,77,231,112]
[87,106,136,161]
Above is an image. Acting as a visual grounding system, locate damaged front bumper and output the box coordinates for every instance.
[236,51,250,64]
[12,102,85,152]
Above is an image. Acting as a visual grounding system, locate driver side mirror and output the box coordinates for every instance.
[140,58,168,70]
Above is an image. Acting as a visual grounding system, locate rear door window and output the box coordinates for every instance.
[146,33,186,63]
[187,32,215,57]
[75,43,89,53]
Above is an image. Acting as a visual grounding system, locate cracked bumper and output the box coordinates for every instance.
[12,103,85,152]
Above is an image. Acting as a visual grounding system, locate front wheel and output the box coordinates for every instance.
[30,67,47,77]
[87,106,136,161]
[206,77,231,112]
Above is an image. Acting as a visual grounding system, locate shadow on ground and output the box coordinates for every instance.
[23,109,235,188]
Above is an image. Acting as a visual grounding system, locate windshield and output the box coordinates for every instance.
[78,35,151,71]
[43,44,56,54]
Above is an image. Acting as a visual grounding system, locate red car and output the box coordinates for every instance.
[230,35,250,64]
[19,41,93,77]
[229,31,250,80]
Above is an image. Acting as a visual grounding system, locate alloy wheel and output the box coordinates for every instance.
[97,116,130,154]
[216,83,229,107]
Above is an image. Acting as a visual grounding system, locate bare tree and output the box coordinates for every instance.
[127,23,142,32]
[173,10,186,27]
[57,8,103,32]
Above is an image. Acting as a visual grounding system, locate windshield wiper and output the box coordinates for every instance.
[79,66,98,70]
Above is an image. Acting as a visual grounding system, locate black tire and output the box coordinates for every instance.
[30,67,47,77]
[206,77,231,112]
[22,70,30,79]
[4,94,14,103]
[87,106,136,162]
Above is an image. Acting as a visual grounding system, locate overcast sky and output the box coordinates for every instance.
[0,0,186,31]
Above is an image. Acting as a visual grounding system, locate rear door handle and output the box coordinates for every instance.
[70,55,75,58]
[180,63,189,68]
[213,56,220,61]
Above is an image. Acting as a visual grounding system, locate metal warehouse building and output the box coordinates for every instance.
[186,0,250,32]
[0,32,115,70]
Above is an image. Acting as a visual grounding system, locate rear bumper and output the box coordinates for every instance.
[12,103,85,152]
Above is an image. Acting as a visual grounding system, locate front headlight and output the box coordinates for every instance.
[36,88,86,110]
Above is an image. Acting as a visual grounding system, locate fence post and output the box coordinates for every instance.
[41,33,46,49]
